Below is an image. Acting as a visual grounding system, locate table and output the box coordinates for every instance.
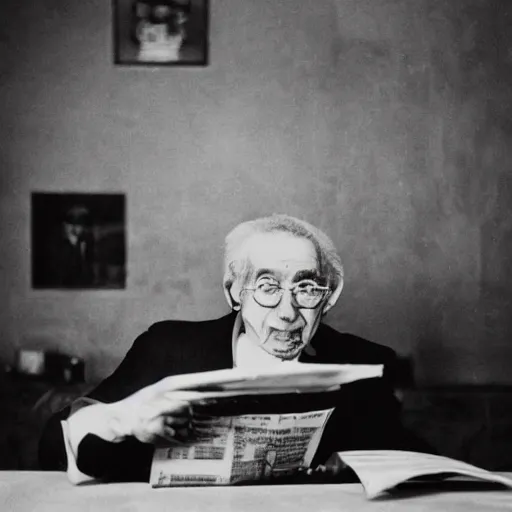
[1,472,512,512]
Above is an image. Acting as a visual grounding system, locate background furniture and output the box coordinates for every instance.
[0,370,91,470]
[400,387,512,471]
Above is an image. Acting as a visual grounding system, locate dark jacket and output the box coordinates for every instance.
[39,313,430,482]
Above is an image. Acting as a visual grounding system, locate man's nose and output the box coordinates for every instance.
[276,289,299,322]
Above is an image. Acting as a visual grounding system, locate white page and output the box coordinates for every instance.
[150,363,384,397]
[334,450,512,499]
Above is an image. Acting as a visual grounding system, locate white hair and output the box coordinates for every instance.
[223,214,344,293]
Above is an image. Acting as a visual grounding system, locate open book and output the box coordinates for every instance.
[149,363,383,487]
[329,450,512,499]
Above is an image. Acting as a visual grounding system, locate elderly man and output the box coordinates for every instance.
[39,214,429,483]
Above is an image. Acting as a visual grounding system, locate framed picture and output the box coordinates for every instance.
[113,0,209,66]
[31,193,127,290]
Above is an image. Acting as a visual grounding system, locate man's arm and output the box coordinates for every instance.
[39,328,154,478]
[39,396,110,475]
[60,401,129,484]
[38,326,191,483]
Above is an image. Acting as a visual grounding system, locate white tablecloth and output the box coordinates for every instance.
[1,472,511,512]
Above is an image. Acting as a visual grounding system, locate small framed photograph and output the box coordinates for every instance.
[113,0,209,66]
[31,192,127,290]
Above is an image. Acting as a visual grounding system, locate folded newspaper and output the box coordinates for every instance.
[330,450,512,499]
[150,363,383,487]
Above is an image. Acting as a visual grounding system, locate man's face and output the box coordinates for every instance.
[239,232,327,360]
[63,222,85,240]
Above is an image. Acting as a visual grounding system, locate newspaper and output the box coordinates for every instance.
[150,363,384,395]
[149,363,384,487]
[150,409,333,487]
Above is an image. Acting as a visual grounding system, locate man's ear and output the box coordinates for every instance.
[322,278,344,315]
[223,280,242,311]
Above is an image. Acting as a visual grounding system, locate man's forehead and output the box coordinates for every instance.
[243,232,320,272]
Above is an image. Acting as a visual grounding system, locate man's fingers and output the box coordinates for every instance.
[161,425,189,444]
[164,425,176,438]
[159,426,184,444]
[298,465,328,476]
[174,426,190,440]
[151,398,191,417]
[164,415,189,427]
[162,418,192,440]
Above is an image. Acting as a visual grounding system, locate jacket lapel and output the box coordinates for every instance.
[198,312,237,371]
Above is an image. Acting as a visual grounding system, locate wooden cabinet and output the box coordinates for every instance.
[0,372,91,469]
[400,387,512,470]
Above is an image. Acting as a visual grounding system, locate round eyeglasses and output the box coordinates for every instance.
[242,281,331,309]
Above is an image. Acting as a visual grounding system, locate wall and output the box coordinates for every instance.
[0,0,511,384]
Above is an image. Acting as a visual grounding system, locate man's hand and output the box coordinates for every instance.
[296,457,349,483]
[108,378,202,444]
[63,378,217,484]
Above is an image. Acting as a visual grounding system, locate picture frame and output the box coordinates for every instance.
[113,0,209,66]
[31,192,127,290]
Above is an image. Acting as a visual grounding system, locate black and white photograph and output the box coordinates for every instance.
[31,193,126,290]
[2,0,512,509]
[113,0,208,66]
